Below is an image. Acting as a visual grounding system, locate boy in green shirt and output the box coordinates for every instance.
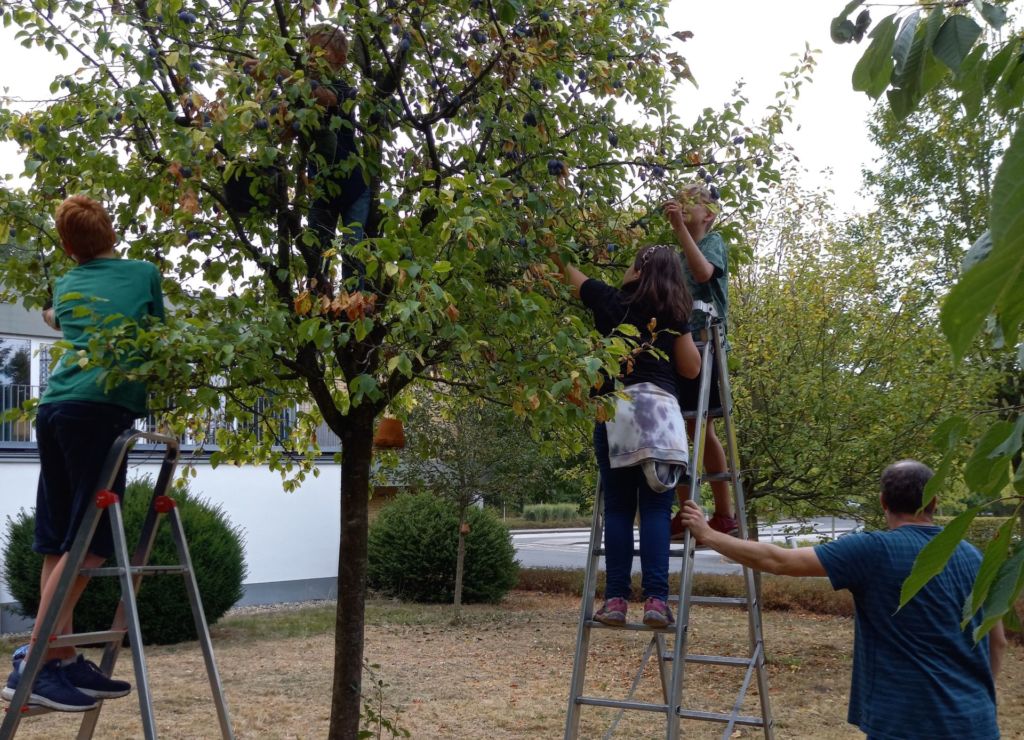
[3,196,164,712]
[663,183,738,537]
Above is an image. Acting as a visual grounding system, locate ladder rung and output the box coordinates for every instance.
[81,565,189,577]
[49,630,126,649]
[684,654,752,667]
[677,708,764,727]
[701,472,734,482]
[593,548,690,559]
[670,595,750,608]
[5,704,55,717]
[577,696,669,714]
[584,620,677,634]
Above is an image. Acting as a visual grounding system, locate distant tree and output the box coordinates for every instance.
[834,0,1023,633]
[732,176,994,525]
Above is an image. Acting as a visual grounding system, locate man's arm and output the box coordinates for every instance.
[42,307,58,330]
[677,500,827,577]
[989,621,1007,677]
[663,200,714,283]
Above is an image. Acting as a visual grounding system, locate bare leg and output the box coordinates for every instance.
[675,419,733,518]
[703,423,733,518]
[30,552,106,663]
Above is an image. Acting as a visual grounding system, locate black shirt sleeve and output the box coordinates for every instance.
[579,278,626,335]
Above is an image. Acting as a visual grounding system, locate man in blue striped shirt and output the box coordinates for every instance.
[678,460,1006,739]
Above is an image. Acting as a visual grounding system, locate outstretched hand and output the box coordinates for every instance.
[662,199,685,233]
[677,500,711,543]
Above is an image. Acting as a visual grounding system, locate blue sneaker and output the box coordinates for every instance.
[2,658,97,711]
[63,655,131,699]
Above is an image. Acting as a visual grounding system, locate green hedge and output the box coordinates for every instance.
[1,477,246,645]
[368,492,517,603]
[934,516,1020,550]
[522,503,581,523]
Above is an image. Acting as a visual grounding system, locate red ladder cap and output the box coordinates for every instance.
[95,490,120,509]
[154,496,176,513]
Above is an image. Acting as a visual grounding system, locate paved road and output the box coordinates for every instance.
[512,517,859,576]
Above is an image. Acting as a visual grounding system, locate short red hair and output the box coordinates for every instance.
[55,195,116,260]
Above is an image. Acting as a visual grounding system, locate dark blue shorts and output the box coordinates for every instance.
[34,401,135,559]
[677,342,723,418]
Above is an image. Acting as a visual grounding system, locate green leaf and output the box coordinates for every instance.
[962,516,1016,626]
[891,11,921,79]
[852,13,898,99]
[900,506,981,609]
[953,42,989,116]
[972,545,1024,642]
[964,421,1015,495]
[921,445,955,512]
[831,17,857,44]
[978,1,1007,29]
[941,123,1024,359]
[989,415,1024,460]
[989,122,1024,346]
[932,15,983,74]
[931,415,968,448]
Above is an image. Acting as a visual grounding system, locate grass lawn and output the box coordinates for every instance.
[2,592,1020,739]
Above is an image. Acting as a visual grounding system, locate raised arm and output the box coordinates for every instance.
[663,200,714,284]
[677,500,827,577]
[548,251,589,298]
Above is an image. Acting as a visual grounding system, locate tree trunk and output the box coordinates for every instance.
[453,507,468,624]
[329,408,375,739]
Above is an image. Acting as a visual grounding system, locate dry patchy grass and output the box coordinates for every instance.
[3,593,1021,739]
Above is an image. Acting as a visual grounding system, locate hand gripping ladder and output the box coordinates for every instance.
[564,309,774,739]
[1,430,235,740]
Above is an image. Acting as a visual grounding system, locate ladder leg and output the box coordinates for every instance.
[0,503,103,739]
[166,506,235,739]
[108,499,158,740]
[714,325,775,739]
[564,478,604,740]
[667,337,715,740]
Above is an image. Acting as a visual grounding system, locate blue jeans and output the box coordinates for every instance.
[34,401,134,559]
[594,423,673,601]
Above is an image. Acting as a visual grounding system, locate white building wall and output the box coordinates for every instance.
[0,459,341,605]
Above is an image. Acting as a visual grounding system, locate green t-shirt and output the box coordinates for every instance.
[41,257,165,415]
[682,231,729,341]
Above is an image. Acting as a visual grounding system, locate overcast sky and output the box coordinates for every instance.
[0,1,910,215]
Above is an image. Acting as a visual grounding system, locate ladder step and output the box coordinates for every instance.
[577,696,669,714]
[593,548,690,559]
[668,595,750,608]
[677,708,764,727]
[49,630,126,649]
[5,704,56,718]
[80,565,189,577]
[584,620,677,634]
[701,472,735,482]
[683,654,753,667]
[660,653,755,666]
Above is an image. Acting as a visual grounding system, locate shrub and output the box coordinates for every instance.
[368,492,518,603]
[522,503,580,523]
[1,477,247,645]
[934,516,1019,551]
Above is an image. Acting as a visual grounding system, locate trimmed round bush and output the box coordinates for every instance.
[368,492,518,603]
[1,476,247,645]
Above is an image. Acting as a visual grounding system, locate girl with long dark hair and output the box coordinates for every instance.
[551,245,699,627]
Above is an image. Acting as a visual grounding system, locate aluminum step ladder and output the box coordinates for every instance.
[564,313,774,739]
[1,429,235,740]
